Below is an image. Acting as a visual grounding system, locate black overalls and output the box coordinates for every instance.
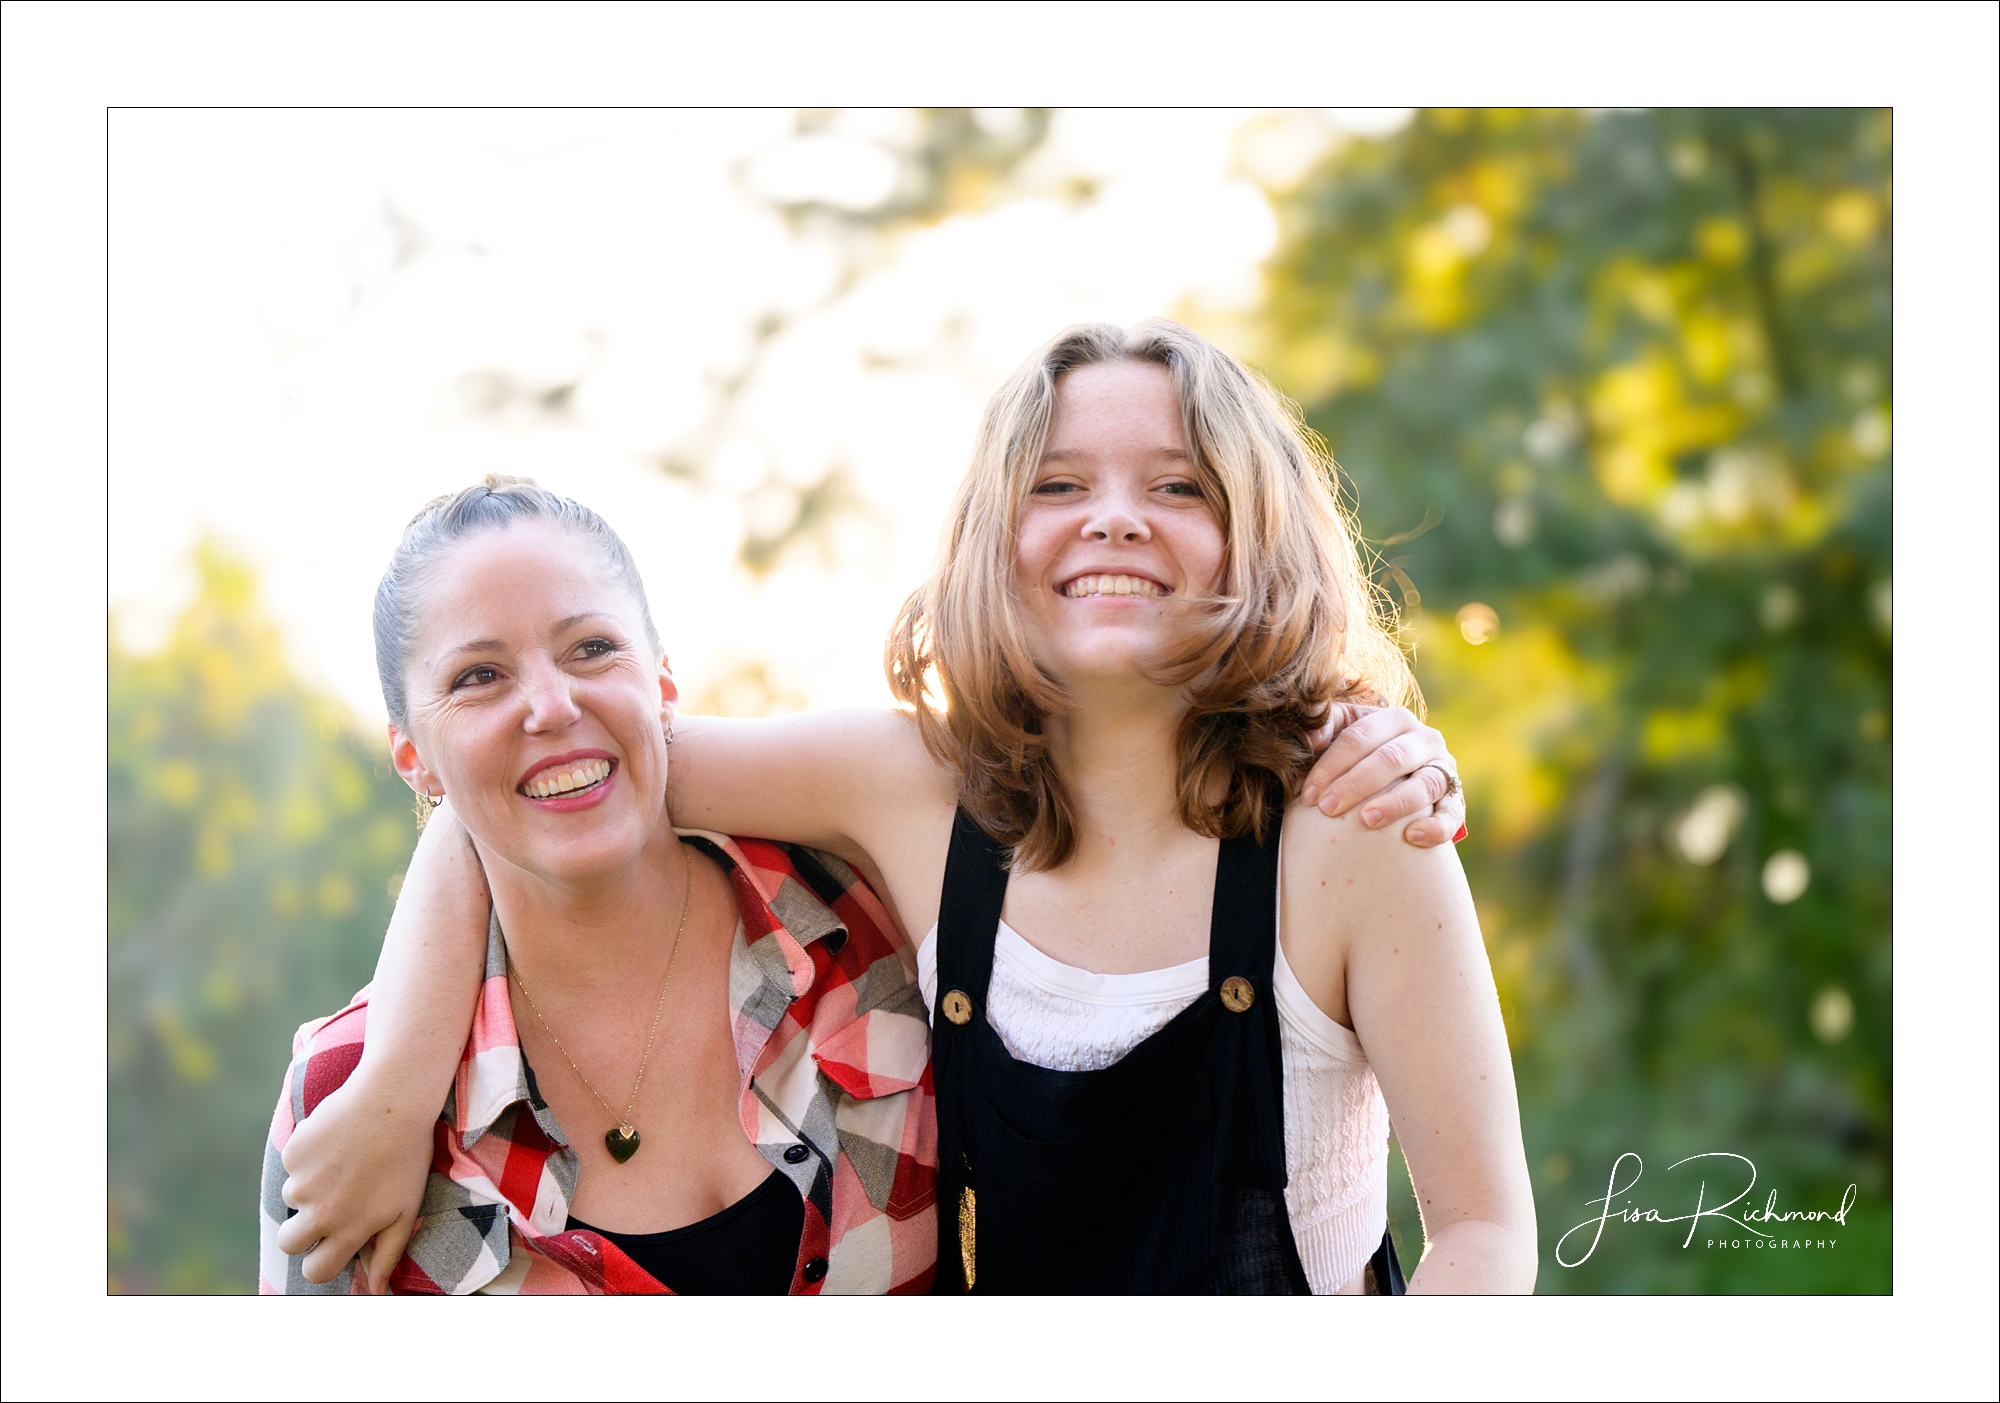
[931,806,1407,1294]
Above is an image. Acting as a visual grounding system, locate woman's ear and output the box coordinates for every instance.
[388,724,442,799]
[657,655,680,742]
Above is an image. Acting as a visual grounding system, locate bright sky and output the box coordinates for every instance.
[109,108,1409,729]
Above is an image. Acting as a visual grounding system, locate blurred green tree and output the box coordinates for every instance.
[109,541,415,1292]
[1260,108,1891,1291]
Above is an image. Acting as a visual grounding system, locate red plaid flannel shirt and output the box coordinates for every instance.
[259,831,937,1294]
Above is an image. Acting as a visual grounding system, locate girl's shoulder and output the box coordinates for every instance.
[1280,793,1465,933]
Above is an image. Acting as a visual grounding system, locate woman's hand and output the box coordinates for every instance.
[1298,704,1465,847]
[275,1070,435,1291]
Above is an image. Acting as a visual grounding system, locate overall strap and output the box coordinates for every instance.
[1207,808,1282,1001]
[931,807,1009,1293]
[936,807,1010,1006]
[1206,804,1292,1191]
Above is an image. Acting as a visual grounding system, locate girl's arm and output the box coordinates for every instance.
[1286,804,1538,1292]
[669,703,1469,929]
[669,709,960,937]
[273,803,489,1289]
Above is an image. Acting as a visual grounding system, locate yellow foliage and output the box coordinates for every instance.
[1823,190,1879,245]
[1403,222,1470,328]
[1416,613,1598,849]
[366,814,411,861]
[1627,272,1676,324]
[151,1005,217,1084]
[278,792,327,844]
[1680,310,1734,384]
[327,758,369,813]
[1641,706,1724,762]
[316,872,356,917]
[1467,158,1531,220]
[1696,217,1748,266]
[1588,350,1739,508]
[153,760,201,807]
[1277,331,1377,402]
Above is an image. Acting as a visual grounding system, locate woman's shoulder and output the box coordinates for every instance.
[700,830,914,963]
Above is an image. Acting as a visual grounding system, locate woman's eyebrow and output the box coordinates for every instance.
[552,612,620,634]
[442,637,506,663]
[438,614,618,665]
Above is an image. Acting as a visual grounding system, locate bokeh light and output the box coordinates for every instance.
[1811,985,1855,1044]
[1457,601,1500,645]
[1762,849,1812,904]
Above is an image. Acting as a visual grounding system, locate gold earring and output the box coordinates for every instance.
[413,790,443,827]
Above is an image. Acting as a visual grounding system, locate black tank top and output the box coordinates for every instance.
[930,805,1405,1294]
[567,1167,803,1294]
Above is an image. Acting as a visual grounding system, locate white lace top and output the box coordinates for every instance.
[917,895,1391,1294]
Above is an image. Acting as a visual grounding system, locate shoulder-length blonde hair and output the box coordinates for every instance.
[887,319,1417,871]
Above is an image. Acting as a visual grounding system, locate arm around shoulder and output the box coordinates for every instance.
[669,708,956,865]
[270,803,489,1291]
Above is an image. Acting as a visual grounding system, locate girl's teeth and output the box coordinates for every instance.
[1066,574,1163,599]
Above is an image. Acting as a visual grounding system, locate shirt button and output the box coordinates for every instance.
[784,1143,810,1164]
[802,1257,828,1283]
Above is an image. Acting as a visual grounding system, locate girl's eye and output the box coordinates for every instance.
[1160,481,1202,498]
[452,665,500,690]
[1032,479,1082,495]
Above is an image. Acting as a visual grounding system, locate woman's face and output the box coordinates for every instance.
[389,520,674,885]
[1014,360,1226,693]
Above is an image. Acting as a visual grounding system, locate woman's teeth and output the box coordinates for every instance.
[523,758,612,798]
[1064,574,1167,599]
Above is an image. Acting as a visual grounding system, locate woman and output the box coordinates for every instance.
[261,482,939,1293]
[279,320,1516,1293]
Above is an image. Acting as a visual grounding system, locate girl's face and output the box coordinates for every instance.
[390,520,674,886]
[1014,360,1226,694]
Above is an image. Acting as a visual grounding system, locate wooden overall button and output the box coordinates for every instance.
[1220,976,1256,1013]
[941,988,974,1025]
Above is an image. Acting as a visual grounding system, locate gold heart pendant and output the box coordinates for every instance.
[605,1125,641,1163]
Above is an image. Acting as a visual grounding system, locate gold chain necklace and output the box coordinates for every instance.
[508,840,692,1165]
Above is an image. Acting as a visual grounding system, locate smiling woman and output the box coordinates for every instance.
[263,478,940,1294]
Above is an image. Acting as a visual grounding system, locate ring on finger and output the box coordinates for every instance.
[1419,762,1461,800]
